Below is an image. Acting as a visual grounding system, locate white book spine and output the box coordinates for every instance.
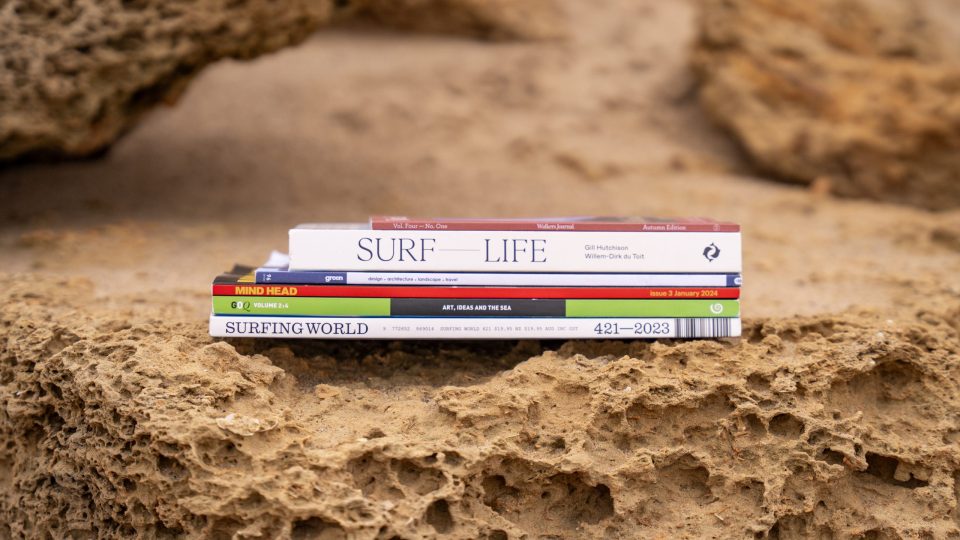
[209,315,741,339]
[288,229,741,273]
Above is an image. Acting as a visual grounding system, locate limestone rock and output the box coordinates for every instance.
[0,0,344,162]
[0,0,563,163]
[3,275,960,537]
[693,0,960,209]
[355,0,566,40]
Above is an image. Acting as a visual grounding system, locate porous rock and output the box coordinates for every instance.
[353,0,565,40]
[0,0,563,163]
[693,0,960,210]
[2,274,960,537]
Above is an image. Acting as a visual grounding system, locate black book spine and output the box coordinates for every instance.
[390,298,565,317]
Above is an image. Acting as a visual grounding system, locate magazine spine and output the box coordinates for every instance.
[212,297,740,318]
[209,315,742,339]
[213,284,740,299]
[370,217,740,233]
[288,229,741,272]
[255,270,742,287]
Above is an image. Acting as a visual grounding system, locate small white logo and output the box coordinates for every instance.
[710,303,724,314]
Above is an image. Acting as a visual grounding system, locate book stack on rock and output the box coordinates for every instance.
[209,217,742,339]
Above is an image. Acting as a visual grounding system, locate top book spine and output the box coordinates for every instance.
[370,216,740,233]
[288,226,741,273]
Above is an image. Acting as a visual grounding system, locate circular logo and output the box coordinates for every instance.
[710,303,724,314]
[703,243,721,262]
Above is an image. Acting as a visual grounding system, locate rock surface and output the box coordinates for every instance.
[0,0,562,163]
[2,1,960,537]
[693,0,960,210]
[2,275,960,538]
[353,0,565,40]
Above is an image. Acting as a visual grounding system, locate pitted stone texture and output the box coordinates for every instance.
[0,0,343,162]
[354,0,565,40]
[2,275,960,537]
[0,0,563,163]
[693,0,960,210]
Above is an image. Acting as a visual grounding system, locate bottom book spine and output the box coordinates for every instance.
[209,315,741,339]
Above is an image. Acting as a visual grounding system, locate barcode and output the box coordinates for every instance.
[675,318,733,338]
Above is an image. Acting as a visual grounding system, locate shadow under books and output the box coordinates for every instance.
[226,337,669,389]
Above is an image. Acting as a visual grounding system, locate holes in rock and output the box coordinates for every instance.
[43,409,65,432]
[819,448,845,465]
[348,453,391,497]
[486,530,508,540]
[742,413,766,437]
[862,453,929,489]
[393,459,445,495]
[807,429,827,445]
[738,479,765,505]
[157,454,188,481]
[291,517,346,540]
[624,392,734,447]
[657,456,713,505]
[239,491,267,509]
[43,331,79,356]
[106,30,145,53]
[237,339,539,388]
[195,438,250,469]
[155,523,185,539]
[482,475,518,513]
[46,383,63,400]
[424,499,454,533]
[852,528,899,540]
[745,325,766,344]
[479,463,613,531]
[826,360,927,425]
[550,437,566,451]
[443,451,463,466]
[209,517,244,540]
[347,453,432,500]
[518,432,567,455]
[768,413,805,438]
[121,0,151,10]
[581,483,614,523]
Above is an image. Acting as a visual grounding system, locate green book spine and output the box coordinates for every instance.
[213,296,739,318]
[213,296,391,316]
[565,299,739,318]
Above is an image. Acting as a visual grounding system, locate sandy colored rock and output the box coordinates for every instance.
[693,0,960,210]
[2,275,960,538]
[354,0,566,40]
[2,0,960,537]
[0,0,562,163]
[0,0,342,162]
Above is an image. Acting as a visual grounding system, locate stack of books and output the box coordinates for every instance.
[209,217,742,339]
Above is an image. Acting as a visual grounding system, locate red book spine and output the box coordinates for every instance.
[369,217,740,233]
[212,284,741,299]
